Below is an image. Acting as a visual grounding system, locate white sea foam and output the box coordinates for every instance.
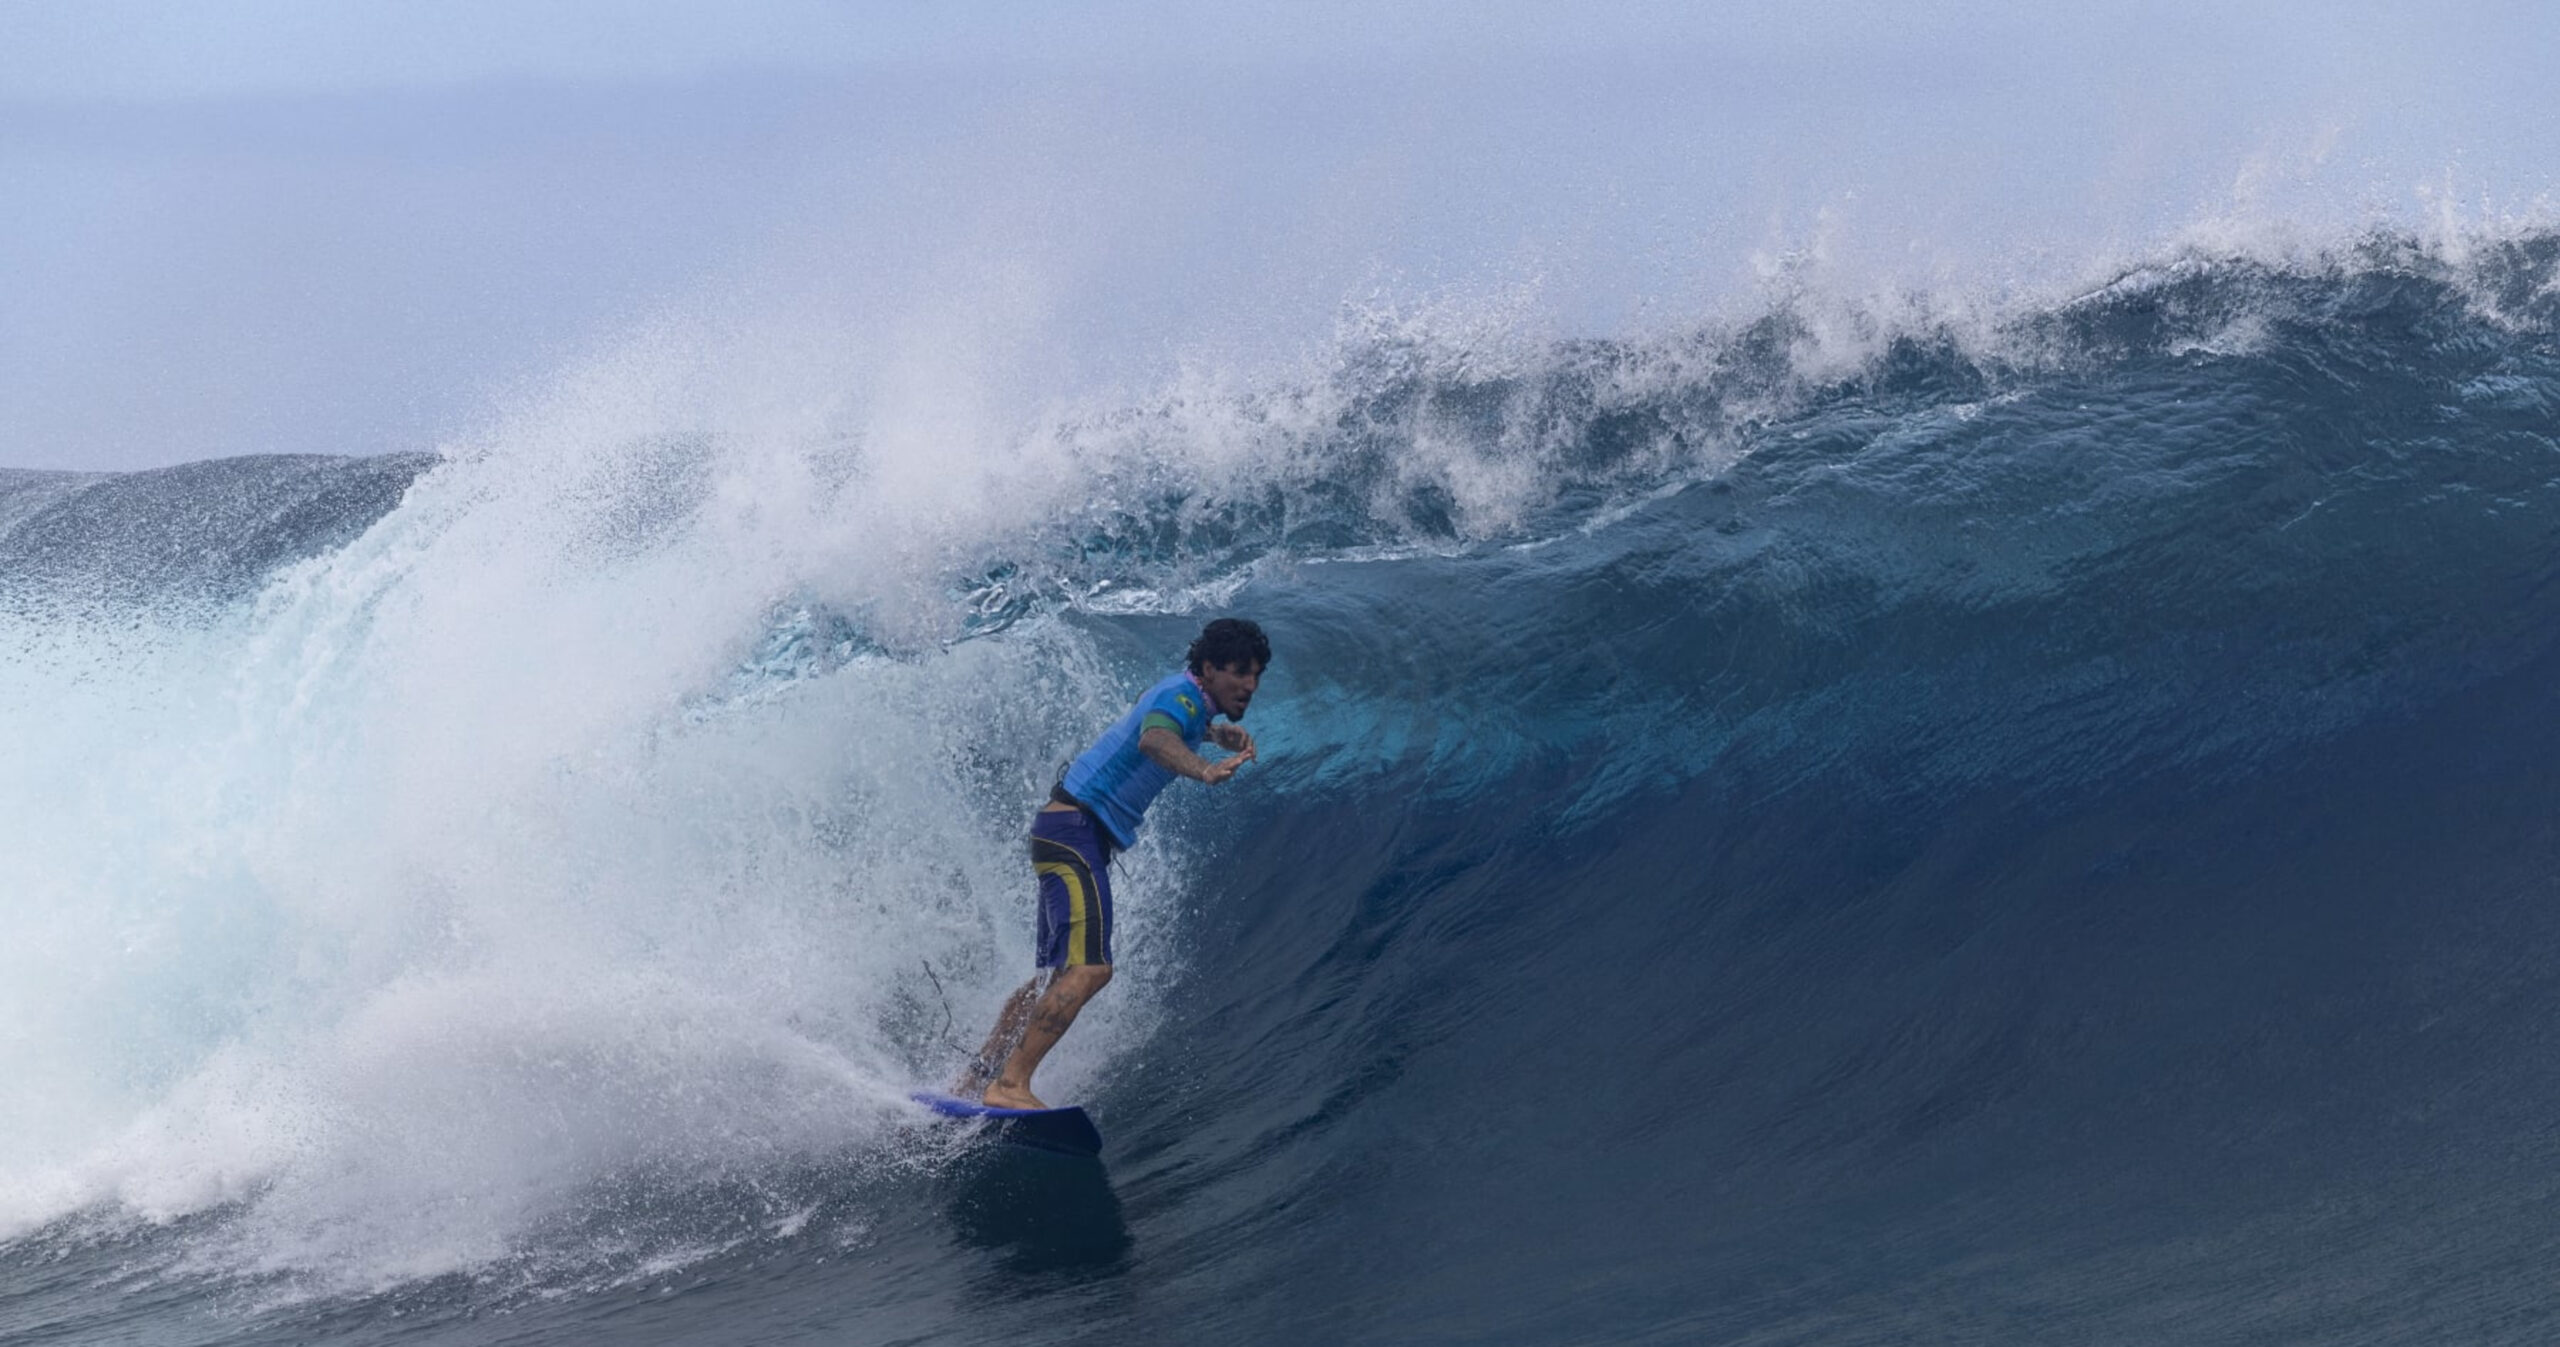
[0,335,1179,1287]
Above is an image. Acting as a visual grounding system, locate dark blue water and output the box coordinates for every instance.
[4,234,2559,1344]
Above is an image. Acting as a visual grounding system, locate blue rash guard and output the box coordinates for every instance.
[1059,668,1219,849]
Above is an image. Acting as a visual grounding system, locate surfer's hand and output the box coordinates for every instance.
[1210,722,1256,756]
[1202,751,1249,784]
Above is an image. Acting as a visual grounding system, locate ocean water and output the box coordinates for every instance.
[4,229,2560,1345]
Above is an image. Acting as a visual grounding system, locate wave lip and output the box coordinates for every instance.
[0,453,434,614]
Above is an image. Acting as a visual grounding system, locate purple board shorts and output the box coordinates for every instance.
[1031,806,1114,968]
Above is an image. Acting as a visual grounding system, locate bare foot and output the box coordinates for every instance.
[980,1081,1047,1110]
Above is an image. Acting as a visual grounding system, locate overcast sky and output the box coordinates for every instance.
[4,1,2554,471]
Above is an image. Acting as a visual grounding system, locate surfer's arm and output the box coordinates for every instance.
[1142,727,1251,784]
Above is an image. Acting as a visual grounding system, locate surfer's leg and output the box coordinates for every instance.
[983,963,1112,1110]
[954,974,1047,1094]
[987,808,1116,1107]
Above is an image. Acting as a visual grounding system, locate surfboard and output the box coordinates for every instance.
[910,1090,1104,1158]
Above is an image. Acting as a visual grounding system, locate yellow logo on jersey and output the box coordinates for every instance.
[1177,694,1198,718]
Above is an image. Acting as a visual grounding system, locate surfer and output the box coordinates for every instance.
[958,617,1270,1110]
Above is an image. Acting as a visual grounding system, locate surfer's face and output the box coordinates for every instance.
[1199,659,1262,720]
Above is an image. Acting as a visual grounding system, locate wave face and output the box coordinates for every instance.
[4,232,2560,1345]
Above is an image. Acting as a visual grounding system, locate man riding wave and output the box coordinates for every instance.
[957,617,1271,1109]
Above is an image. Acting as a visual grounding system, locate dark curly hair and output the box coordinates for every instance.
[1187,617,1271,674]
